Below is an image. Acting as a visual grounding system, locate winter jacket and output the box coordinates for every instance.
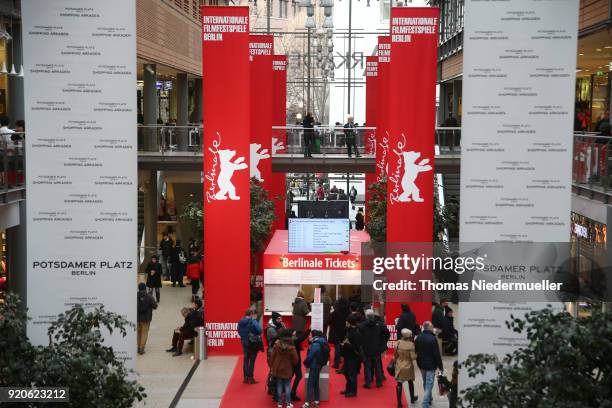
[394,338,417,381]
[137,290,157,322]
[329,299,350,344]
[341,326,363,361]
[358,317,382,357]
[355,212,365,230]
[237,316,262,347]
[145,262,163,288]
[291,297,310,334]
[304,336,328,368]
[270,338,299,379]
[432,306,445,330]
[186,261,202,281]
[159,237,173,258]
[396,309,421,336]
[415,330,443,371]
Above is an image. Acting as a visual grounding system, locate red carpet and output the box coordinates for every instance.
[221,348,414,408]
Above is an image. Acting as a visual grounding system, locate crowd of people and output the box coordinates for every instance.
[238,290,458,408]
[300,113,366,158]
[136,233,205,356]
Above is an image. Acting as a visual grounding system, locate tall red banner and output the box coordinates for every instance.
[364,56,378,222]
[249,35,274,189]
[202,7,250,354]
[387,7,439,324]
[271,55,287,231]
[376,36,391,183]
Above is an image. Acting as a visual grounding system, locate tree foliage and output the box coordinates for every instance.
[250,177,276,253]
[179,200,204,242]
[365,178,387,242]
[460,307,612,408]
[0,293,146,407]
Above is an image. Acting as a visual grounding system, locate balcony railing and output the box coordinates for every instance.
[573,133,612,193]
[138,125,203,155]
[271,126,377,157]
[0,133,25,201]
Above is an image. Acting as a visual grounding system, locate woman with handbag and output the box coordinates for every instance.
[393,328,418,407]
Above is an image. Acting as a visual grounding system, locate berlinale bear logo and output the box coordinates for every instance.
[205,132,248,202]
[389,134,432,204]
[250,143,270,181]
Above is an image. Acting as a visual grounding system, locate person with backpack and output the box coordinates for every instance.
[137,282,157,355]
[359,309,384,388]
[238,307,263,384]
[270,329,299,408]
[290,328,311,402]
[266,312,286,400]
[302,330,329,408]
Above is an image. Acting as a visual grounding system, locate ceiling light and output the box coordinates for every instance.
[605,46,612,49]
[579,53,584,56]
[596,48,602,52]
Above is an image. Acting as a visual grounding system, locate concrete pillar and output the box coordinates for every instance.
[6,202,27,309]
[176,73,189,150]
[193,78,203,124]
[7,22,24,127]
[143,64,159,151]
[144,170,158,259]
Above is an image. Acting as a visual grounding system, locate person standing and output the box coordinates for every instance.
[302,330,329,408]
[159,232,173,280]
[315,183,325,201]
[415,321,443,408]
[396,304,421,336]
[302,112,315,158]
[170,239,187,287]
[355,208,365,231]
[344,116,361,158]
[291,290,311,336]
[349,186,358,204]
[291,328,311,402]
[394,328,418,407]
[270,329,299,408]
[186,252,202,301]
[341,315,363,398]
[145,255,162,302]
[359,309,383,389]
[329,297,350,370]
[238,308,263,384]
[137,282,157,355]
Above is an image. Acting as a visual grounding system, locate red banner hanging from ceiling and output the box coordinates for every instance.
[386,7,439,324]
[202,6,251,355]
[376,36,391,184]
[365,56,378,223]
[271,55,288,232]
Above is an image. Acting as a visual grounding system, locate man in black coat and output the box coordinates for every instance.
[137,282,157,354]
[329,297,350,369]
[159,233,173,279]
[291,328,311,401]
[302,112,314,158]
[145,255,163,302]
[396,303,421,336]
[358,309,383,388]
[415,321,444,407]
[341,315,363,397]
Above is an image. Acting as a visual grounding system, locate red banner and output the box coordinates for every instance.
[387,7,439,324]
[249,35,274,189]
[376,36,391,183]
[364,56,378,223]
[202,6,250,354]
[271,55,287,231]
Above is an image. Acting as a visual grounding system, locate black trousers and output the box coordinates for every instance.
[343,357,360,395]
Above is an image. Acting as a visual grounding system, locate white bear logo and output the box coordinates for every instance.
[215,149,248,200]
[250,143,270,181]
[271,137,285,155]
[397,151,432,202]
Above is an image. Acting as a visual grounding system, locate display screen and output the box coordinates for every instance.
[288,218,350,253]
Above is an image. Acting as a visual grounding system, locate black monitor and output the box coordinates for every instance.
[298,200,349,219]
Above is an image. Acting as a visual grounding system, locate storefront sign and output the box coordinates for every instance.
[22,0,137,367]
[202,6,251,354]
[459,0,579,389]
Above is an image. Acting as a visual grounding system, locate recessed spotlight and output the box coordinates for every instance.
[605,46,612,49]
[579,53,584,56]
[596,48,602,52]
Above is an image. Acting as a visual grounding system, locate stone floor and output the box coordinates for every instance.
[134,278,236,408]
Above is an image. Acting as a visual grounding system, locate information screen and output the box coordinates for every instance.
[288,218,350,253]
